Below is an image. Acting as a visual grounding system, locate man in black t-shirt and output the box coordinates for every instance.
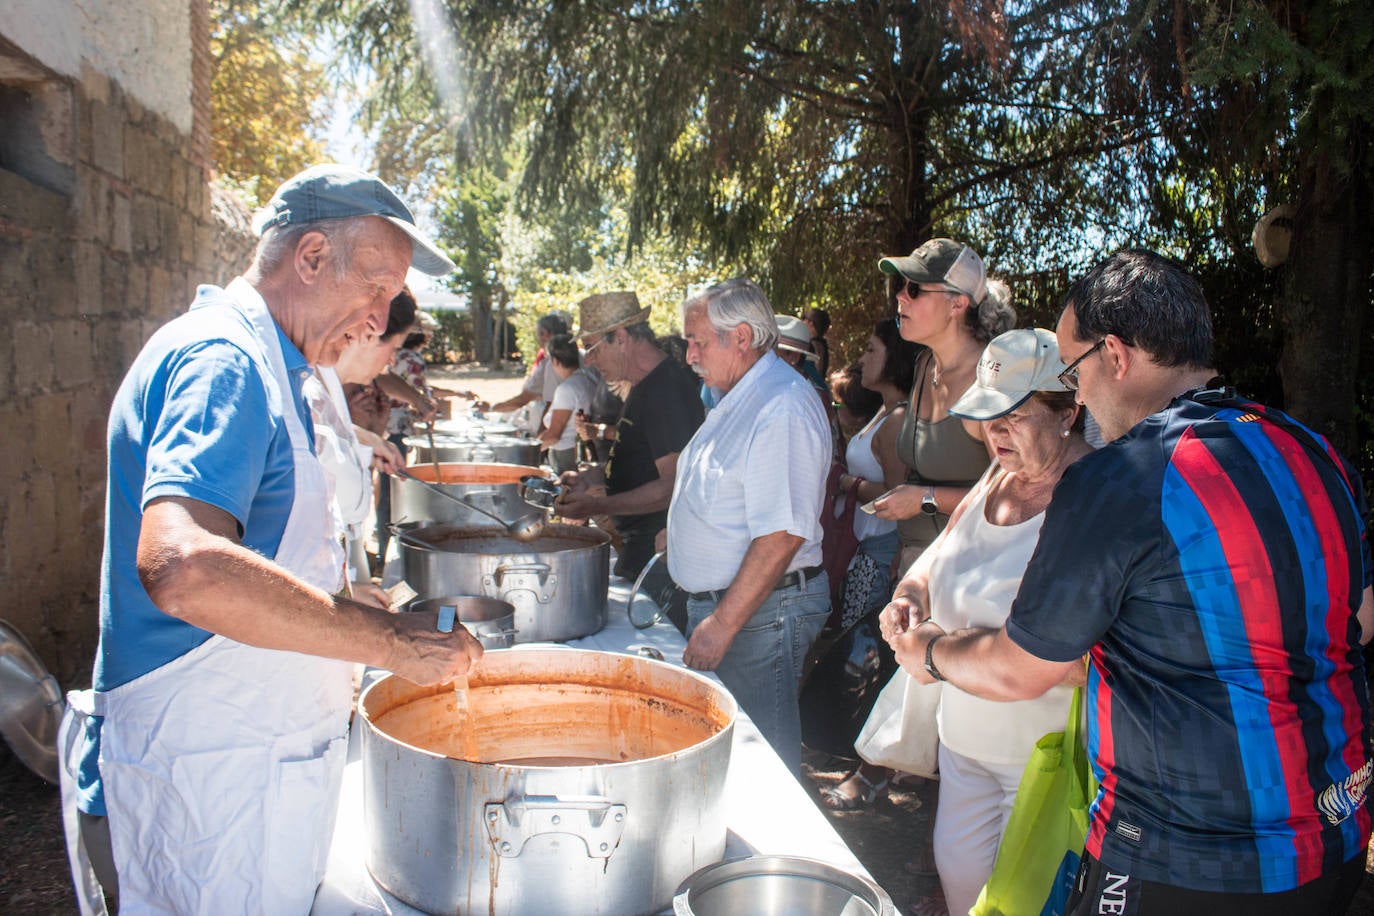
[557,292,704,593]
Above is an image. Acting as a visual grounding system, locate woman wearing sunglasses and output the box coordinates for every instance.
[873,239,1016,577]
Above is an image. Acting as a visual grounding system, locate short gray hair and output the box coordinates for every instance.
[682,278,778,351]
[252,216,364,280]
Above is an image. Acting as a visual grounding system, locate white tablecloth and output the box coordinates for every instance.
[312,577,874,914]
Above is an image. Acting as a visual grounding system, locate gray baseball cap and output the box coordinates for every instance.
[879,238,987,303]
[253,164,455,276]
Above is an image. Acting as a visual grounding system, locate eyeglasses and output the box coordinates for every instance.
[1057,338,1106,390]
[583,335,606,357]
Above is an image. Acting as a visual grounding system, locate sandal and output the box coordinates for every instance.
[902,844,937,877]
[819,769,889,811]
[907,888,948,916]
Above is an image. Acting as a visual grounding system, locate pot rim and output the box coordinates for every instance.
[359,647,736,768]
[398,521,611,551]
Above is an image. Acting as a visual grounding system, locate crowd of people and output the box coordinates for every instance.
[70,163,1371,916]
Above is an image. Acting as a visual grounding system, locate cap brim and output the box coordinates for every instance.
[777,342,818,362]
[576,307,652,341]
[947,387,1034,421]
[387,217,456,276]
[878,255,941,284]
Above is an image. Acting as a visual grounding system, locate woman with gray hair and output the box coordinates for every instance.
[823,239,1015,814]
[871,240,1016,572]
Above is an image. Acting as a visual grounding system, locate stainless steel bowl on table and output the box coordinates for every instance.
[672,855,897,916]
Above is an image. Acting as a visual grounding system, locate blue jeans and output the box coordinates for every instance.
[687,570,830,776]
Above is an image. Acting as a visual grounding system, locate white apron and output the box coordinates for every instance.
[87,284,355,914]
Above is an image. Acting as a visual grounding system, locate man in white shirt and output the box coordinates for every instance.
[668,278,833,775]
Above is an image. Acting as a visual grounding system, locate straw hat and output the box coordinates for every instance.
[575,291,651,341]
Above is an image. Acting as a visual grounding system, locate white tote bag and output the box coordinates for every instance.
[853,668,940,778]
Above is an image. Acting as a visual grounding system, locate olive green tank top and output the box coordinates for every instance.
[895,354,991,550]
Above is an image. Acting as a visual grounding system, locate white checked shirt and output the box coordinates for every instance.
[667,350,832,593]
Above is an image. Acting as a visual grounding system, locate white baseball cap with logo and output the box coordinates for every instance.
[948,327,1069,420]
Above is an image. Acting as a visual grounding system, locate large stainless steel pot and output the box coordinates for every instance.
[399,522,610,642]
[432,416,521,438]
[360,649,736,916]
[404,431,541,467]
[391,462,544,529]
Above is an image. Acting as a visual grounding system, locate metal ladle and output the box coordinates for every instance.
[392,467,545,542]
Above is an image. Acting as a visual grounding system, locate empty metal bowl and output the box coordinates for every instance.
[0,620,64,783]
[673,855,895,916]
[406,596,516,649]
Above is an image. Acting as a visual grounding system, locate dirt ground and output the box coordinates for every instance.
[5,362,1372,913]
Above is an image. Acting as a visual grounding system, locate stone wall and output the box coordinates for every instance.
[0,22,253,684]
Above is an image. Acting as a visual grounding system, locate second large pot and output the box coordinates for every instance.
[360,649,736,915]
[404,432,541,467]
[391,462,544,529]
[399,522,610,643]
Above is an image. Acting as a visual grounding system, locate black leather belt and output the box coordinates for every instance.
[686,565,824,603]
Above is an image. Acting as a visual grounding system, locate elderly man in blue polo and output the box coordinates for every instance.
[667,278,833,775]
[72,165,484,911]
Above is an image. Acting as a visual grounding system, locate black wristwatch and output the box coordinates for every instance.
[924,632,947,682]
[920,486,939,516]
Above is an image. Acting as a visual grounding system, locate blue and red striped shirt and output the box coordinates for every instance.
[1008,388,1371,894]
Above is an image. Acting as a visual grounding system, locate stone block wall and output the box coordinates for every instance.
[0,48,254,684]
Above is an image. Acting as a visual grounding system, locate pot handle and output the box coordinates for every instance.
[485,562,557,604]
[485,794,627,860]
[469,446,497,463]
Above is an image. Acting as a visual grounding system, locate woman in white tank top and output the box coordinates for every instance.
[881,328,1095,916]
[820,320,920,811]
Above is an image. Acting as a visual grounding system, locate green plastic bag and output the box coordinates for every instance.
[970,687,1097,916]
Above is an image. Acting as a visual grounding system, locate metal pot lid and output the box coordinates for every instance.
[0,620,64,784]
[672,855,895,916]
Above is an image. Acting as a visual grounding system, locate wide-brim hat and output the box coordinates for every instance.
[879,238,987,303]
[252,164,456,277]
[775,314,818,362]
[948,327,1069,420]
[575,291,650,340]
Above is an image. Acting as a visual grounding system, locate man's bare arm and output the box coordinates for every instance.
[138,496,481,684]
[891,623,1079,702]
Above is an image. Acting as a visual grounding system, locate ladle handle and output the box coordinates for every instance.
[437,604,457,633]
[626,550,667,630]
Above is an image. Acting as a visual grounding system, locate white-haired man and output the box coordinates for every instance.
[71,165,484,911]
[668,278,833,775]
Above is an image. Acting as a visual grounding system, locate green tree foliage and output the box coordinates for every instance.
[211,0,330,203]
[1081,0,1373,462]
[307,1,1156,335]
[299,0,1370,480]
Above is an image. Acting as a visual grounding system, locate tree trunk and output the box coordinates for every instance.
[1277,135,1372,457]
[471,291,493,365]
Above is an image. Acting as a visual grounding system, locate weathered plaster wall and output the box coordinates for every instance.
[0,3,254,684]
[3,0,195,133]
